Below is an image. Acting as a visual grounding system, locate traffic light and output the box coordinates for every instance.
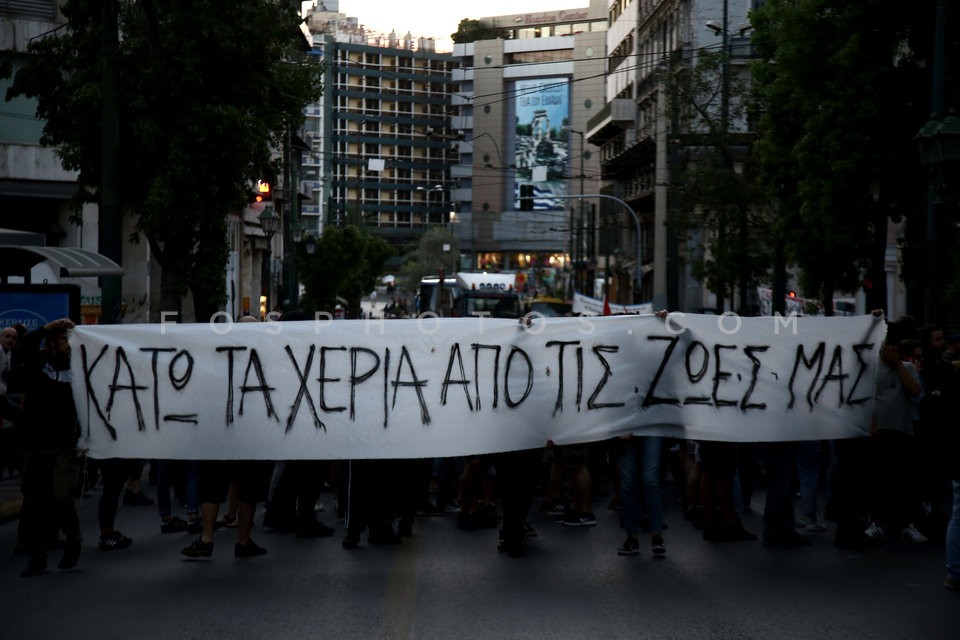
[250,180,272,203]
[519,184,534,211]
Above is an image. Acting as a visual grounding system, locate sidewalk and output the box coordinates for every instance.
[0,472,22,525]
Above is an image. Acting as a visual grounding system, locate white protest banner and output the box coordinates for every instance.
[71,313,885,460]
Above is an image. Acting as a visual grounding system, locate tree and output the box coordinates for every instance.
[297,225,394,319]
[664,49,774,314]
[399,226,459,292]
[451,19,510,44]
[750,0,944,316]
[4,0,323,321]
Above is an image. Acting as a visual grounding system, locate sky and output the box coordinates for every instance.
[338,1,589,52]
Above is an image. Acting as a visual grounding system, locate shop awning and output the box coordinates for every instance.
[0,245,124,279]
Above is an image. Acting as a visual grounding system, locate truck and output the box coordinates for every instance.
[453,272,522,318]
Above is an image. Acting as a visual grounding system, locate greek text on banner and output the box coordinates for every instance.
[71,313,886,460]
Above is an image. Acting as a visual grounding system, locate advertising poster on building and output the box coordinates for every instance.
[513,77,569,210]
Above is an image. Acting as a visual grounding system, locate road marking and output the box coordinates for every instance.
[379,531,421,640]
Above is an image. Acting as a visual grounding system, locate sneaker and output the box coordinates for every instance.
[497,537,527,558]
[944,576,960,590]
[186,518,204,534]
[234,539,267,558]
[342,533,361,550]
[98,531,133,551]
[864,522,886,541]
[804,519,828,533]
[295,520,336,538]
[368,526,402,545]
[522,522,538,538]
[214,515,237,529]
[181,538,213,558]
[651,534,667,556]
[20,563,47,578]
[901,523,928,543]
[561,512,597,527]
[58,550,80,570]
[548,503,569,517]
[160,516,190,534]
[122,490,154,506]
[617,535,640,555]
[416,501,444,516]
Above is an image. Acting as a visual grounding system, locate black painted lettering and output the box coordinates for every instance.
[217,346,247,424]
[318,347,348,414]
[788,343,826,411]
[140,347,176,430]
[239,349,278,423]
[711,344,738,408]
[79,344,117,440]
[472,344,502,410]
[846,343,874,405]
[105,347,148,431]
[643,336,680,407]
[814,345,849,408]
[441,343,474,411]
[683,341,712,406]
[284,345,324,433]
[587,345,624,410]
[546,340,579,416]
[350,347,381,422]
[391,346,430,425]
[740,345,769,411]
[504,347,533,408]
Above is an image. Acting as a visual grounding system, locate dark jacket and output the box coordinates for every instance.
[18,327,79,450]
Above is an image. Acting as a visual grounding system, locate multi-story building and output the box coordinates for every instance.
[450,0,608,299]
[587,0,756,310]
[0,3,131,323]
[301,2,457,255]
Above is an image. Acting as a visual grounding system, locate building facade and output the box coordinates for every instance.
[450,0,608,299]
[301,3,457,255]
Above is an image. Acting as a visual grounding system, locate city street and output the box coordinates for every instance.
[1,472,958,640]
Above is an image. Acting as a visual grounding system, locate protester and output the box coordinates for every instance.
[17,318,82,577]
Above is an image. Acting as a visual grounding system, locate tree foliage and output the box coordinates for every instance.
[4,0,324,320]
[297,225,394,318]
[400,226,459,292]
[451,19,510,44]
[750,0,952,315]
[665,50,774,313]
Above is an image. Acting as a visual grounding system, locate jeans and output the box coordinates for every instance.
[796,440,821,519]
[763,442,798,539]
[619,436,663,535]
[156,460,199,518]
[946,480,960,580]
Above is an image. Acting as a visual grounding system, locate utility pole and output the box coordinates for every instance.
[99,0,122,323]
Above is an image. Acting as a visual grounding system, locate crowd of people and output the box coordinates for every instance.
[0,314,957,592]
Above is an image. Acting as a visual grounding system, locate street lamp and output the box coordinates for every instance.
[564,126,586,298]
[258,206,279,317]
[417,184,447,224]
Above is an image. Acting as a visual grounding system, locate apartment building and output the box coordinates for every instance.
[450,0,608,297]
[301,3,457,253]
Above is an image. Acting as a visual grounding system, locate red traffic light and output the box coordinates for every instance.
[251,181,272,203]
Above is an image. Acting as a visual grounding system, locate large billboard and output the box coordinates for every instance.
[513,77,570,210]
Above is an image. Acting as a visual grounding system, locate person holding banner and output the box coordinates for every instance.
[181,316,273,559]
[616,436,666,557]
[16,317,83,577]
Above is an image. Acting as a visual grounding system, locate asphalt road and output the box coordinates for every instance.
[1,476,958,640]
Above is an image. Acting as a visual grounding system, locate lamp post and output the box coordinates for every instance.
[258,207,279,318]
[564,126,586,298]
